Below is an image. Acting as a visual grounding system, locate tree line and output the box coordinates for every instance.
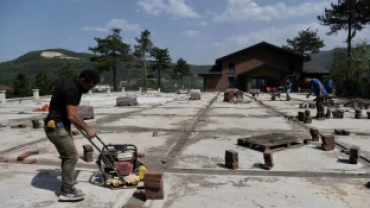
[8,28,193,97]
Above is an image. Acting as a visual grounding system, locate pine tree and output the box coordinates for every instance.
[134,30,154,89]
[54,63,78,88]
[171,58,192,89]
[89,28,130,91]
[318,0,370,57]
[35,69,53,95]
[13,72,31,97]
[151,47,172,88]
[283,28,325,56]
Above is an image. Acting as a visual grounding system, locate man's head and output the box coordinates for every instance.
[76,69,101,93]
[286,77,289,81]
[304,78,312,84]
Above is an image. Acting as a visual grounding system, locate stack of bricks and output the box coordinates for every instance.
[83,145,94,162]
[299,103,307,109]
[304,110,312,124]
[332,109,344,119]
[224,89,236,102]
[349,146,360,164]
[236,90,243,100]
[334,129,351,136]
[367,111,370,119]
[310,128,319,141]
[326,108,332,119]
[31,120,41,128]
[144,171,165,200]
[225,150,238,169]
[321,134,335,151]
[262,150,274,170]
[298,111,306,122]
[190,93,201,100]
[309,102,316,109]
[355,109,362,119]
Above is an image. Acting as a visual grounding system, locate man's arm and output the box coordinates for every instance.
[318,84,323,97]
[66,105,96,139]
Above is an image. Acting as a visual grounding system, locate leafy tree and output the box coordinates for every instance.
[134,30,154,89]
[171,58,192,88]
[13,72,31,97]
[331,40,370,96]
[55,62,78,88]
[151,47,172,88]
[283,28,325,56]
[318,0,370,57]
[89,28,130,91]
[35,69,53,95]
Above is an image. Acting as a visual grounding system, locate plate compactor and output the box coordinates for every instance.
[79,130,147,189]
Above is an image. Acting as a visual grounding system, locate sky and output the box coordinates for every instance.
[1,0,370,65]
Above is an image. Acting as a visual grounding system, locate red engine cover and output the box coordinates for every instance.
[114,162,133,176]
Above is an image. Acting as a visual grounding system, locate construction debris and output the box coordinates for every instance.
[262,150,274,170]
[116,96,138,106]
[17,150,39,161]
[83,145,94,162]
[32,104,49,112]
[189,89,201,100]
[144,171,165,200]
[349,146,360,164]
[225,150,238,169]
[321,134,335,151]
[31,120,41,128]
[310,128,319,141]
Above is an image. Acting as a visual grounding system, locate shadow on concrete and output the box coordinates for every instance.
[132,191,146,202]
[252,163,263,169]
[31,169,82,196]
[365,182,370,189]
[311,146,323,151]
[216,163,226,168]
[337,158,350,164]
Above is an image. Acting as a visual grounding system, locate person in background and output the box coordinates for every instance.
[305,78,327,120]
[286,77,292,101]
[325,77,335,100]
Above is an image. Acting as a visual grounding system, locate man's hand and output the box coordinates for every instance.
[87,129,96,139]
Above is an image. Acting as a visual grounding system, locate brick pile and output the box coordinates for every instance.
[83,145,94,162]
[355,109,362,119]
[321,134,335,151]
[225,150,238,169]
[334,129,351,136]
[262,150,274,170]
[349,146,360,164]
[236,90,244,100]
[310,128,319,141]
[326,108,332,119]
[144,171,165,200]
[190,93,201,100]
[224,89,236,102]
[299,103,307,108]
[31,120,41,128]
[309,102,316,109]
[304,110,312,123]
[298,111,306,121]
[332,109,344,119]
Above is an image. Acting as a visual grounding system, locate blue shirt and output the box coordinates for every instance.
[311,78,326,96]
[325,80,334,91]
[286,80,292,90]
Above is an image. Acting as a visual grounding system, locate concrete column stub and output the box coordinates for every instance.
[32,89,40,99]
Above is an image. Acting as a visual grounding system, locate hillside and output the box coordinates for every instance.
[0,49,203,92]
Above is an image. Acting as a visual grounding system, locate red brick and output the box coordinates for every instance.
[83,145,93,152]
[123,203,143,208]
[22,159,37,164]
[144,171,164,179]
[145,189,165,200]
[312,136,320,142]
[350,146,360,158]
[17,152,31,161]
[144,181,163,190]
[137,153,145,158]
[225,150,238,157]
[322,145,334,151]
[143,177,162,183]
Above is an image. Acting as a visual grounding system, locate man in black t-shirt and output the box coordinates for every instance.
[44,69,100,201]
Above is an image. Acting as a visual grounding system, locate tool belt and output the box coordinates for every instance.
[45,119,64,129]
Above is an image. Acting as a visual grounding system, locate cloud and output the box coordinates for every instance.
[213,0,332,22]
[82,19,141,33]
[137,0,201,19]
[199,21,208,26]
[211,22,370,56]
[185,30,200,37]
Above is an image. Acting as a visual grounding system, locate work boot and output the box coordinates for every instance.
[59,187,85,201]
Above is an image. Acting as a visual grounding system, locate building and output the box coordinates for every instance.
[198,42,316,92]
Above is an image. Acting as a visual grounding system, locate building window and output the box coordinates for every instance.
[228,63,235,73]
[228,77,235,88]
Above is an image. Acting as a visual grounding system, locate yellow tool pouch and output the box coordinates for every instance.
[47,120,56,128]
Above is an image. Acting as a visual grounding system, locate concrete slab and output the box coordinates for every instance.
[0,163,134,208]
[172,132,368,172]
[0,114,46,125]
[104,115,194,131]
[0,128,46,151]
[94,107,142,114]
[206,107,273,117]
[148,173,370,208]
[137,108,201,116]
[306,119,370,134]
[336,136,370,159]
[196,117,302,132]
